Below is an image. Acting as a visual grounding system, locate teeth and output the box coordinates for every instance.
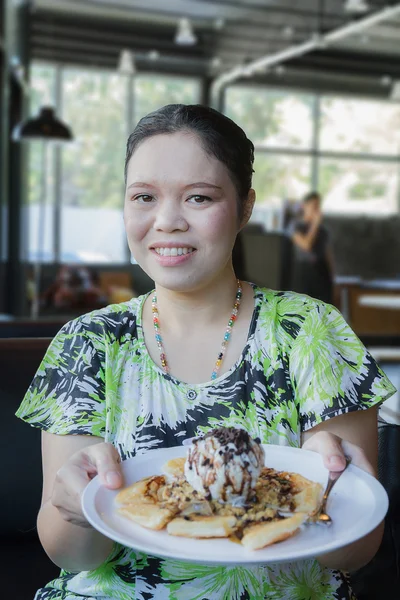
[154,247,193,256]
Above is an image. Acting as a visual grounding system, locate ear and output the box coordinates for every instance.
[239,189,256,231]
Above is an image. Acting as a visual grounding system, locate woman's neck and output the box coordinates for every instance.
[152,268,239,336]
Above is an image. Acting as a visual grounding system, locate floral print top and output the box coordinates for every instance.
[16,287,396,600]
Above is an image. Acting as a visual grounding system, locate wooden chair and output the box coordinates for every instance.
[239,229,294,290]
[0,318,68,338]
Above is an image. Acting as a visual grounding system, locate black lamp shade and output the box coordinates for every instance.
[12,106,73,141]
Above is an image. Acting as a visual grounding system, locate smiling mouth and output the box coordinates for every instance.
[152,247,196,257]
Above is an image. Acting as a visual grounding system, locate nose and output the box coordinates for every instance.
[153,199,188,233]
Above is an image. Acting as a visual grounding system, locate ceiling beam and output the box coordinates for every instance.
[30,24,208,57]
[192,0,348,20]
[212,3,400,99]
[33,0,346,28]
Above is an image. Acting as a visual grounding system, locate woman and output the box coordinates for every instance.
[17,104,395,600]
[289,191,334,304]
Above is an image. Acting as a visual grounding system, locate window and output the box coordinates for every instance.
[320,97,400,155]
[319,158,398,215]
[224,86,314,228]
[27,63,202,263]
[253,153,312,204]
[317,96,400,215]
[224,85,400,219]
[60,68,127,263]
[26,63,57,263]
[225,86,314,149]
[133,75,201,124]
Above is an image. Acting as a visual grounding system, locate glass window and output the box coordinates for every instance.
[133,75,201,124]
[318,159,399,215]
[26,63,57,263]
[60,68,128,263]
[319,97,400,155]
[29,62,56,114]
[225,86,314,149]
[250,153,312,229]
[252,152,312,204]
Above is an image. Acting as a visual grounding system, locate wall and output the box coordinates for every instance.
[326,215,400,280]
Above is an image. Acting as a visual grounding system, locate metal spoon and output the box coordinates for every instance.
[310,456,352,526]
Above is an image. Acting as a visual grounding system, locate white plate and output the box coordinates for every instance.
[82,444,388,565]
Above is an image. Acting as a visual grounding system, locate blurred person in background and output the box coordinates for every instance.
[290,191,335,304]
[41,265,107,313]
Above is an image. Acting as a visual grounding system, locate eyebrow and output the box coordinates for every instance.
[127,181,223,191]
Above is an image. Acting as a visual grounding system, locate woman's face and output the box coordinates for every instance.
[124,131,252,292]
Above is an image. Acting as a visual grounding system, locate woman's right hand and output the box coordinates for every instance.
[51,442,123,528]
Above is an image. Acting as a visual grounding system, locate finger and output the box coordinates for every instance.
[52,464,89,512]
[304,432,347,472]
[88,443,124,489]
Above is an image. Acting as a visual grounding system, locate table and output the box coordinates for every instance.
[358,295,400,310]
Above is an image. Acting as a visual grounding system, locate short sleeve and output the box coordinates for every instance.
[15,318,106,436]
[289,301,397,431]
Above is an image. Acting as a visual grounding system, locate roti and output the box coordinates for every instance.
[256,467,323,514]
[115,457,322,550]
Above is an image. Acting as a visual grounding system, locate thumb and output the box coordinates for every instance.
[89,443,124,489]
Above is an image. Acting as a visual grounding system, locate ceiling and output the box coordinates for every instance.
[30,0,400,97]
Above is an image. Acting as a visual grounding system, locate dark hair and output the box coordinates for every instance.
[124,104,255,220]
[303,191,321,204]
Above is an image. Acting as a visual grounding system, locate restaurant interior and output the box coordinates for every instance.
[1,0,399,598]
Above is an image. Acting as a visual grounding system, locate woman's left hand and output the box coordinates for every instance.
[302,430,375,476]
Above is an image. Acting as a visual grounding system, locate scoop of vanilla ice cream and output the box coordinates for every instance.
[184,427,265,504]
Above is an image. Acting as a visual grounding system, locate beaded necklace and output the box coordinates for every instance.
[151,280,243,380]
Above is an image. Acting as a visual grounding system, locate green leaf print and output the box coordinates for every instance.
[160,560,270,600]
[260,291,307,349]
[205,400,262,441]
[290,303,369,417]
[370,369,397,402]
[267,560,336,600]
[36,333,67,373]
[82,546,139,600]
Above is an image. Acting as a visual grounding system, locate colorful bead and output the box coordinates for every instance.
[152,279,242,378]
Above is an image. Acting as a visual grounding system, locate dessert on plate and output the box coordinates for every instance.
[115,427,322,550]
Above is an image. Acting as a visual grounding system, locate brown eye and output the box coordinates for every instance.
[187,195,212,204]
[134,194,154,203]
